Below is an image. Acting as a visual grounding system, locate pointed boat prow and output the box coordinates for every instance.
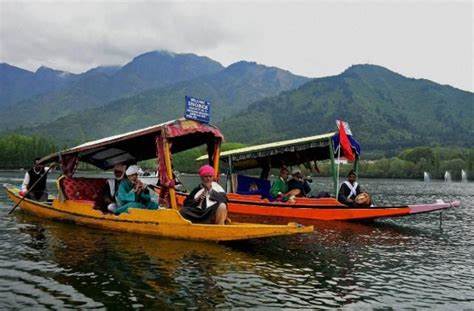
[408,200,461,215]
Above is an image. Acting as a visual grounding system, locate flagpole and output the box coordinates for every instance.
[335,144,341,200]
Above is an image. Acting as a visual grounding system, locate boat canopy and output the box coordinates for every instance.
[40,118,223,170]
[197,132,339,171]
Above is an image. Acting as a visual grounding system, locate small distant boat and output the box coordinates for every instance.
[4,119,312,241]
[195,131,460,222]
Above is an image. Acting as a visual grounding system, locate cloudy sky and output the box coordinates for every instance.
[0,0,472,91]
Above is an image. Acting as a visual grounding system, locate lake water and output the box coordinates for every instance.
[0,171,473,309]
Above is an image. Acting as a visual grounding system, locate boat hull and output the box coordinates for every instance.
[171,191,460,222]
[4,187,313,242]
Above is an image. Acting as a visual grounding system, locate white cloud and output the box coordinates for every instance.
[0,0,472,91]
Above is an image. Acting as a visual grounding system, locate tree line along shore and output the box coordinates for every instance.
[0,134,472,181]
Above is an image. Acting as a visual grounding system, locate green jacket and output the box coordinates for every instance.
[270,177,288,198]
[116,179,152,206]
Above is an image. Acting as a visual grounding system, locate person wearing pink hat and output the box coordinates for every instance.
[180,164,228,224]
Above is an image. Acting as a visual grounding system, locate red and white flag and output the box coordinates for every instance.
[336,120,355,161]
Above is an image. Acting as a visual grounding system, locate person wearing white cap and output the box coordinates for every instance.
[114,165,158,214]
[287,168,312,197]
[126,165,140,176]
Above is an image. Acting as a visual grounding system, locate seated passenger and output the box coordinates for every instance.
[95,164,126,213]
[114,165,158,214]
[287,168,312,197]
[338,170,361,207]
[270,167,300,202]
[180,165,228,225]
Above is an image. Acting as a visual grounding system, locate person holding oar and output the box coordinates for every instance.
[20,158,56,202]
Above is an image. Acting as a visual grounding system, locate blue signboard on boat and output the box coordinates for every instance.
[185,96,211,123]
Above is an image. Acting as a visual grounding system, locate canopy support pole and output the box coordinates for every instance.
[227,156,233,193]
[212,140,221,181]
[163,138,177,210]
[335,145,341,200]
[329,139,338,197]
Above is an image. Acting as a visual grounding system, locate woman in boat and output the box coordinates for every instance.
[114,165,159,214]
[338,170,361,207]
[270,166,300,203]
[180,165,228,225]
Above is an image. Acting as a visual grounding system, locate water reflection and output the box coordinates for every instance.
[14,212,268,308]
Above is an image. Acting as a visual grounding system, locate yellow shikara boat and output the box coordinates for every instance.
[4,119,312,242]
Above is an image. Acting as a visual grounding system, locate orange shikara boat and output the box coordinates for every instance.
[194,131,460,222]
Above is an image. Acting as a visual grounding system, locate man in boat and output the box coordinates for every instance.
[180,165,228,225]
[269,166,300,202]
[287,168,312,197]
[338,169,362,207]
[95,164,126,213]
[20,158,54,201]
[114,165,159,214]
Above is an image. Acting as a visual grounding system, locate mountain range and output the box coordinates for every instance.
[220,64,474,153]
[1,51,472,155]
[0,63,78,107]
[0,51,225,130]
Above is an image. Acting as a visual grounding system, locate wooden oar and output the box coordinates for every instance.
[8,165,56,215]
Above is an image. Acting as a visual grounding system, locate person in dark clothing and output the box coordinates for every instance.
[338,170,361,207]
[287,168,312,197]
[94,164,126,213]
[180,165,228,224]
[20,158,53,201]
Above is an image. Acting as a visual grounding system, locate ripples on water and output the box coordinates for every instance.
[0,173,473,309]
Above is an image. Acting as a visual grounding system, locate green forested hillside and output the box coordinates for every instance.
[17,61,309,144]
[0,134,57,168]
[312,146,474,181]
[220,65,474,154]
[5,64,473,157]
